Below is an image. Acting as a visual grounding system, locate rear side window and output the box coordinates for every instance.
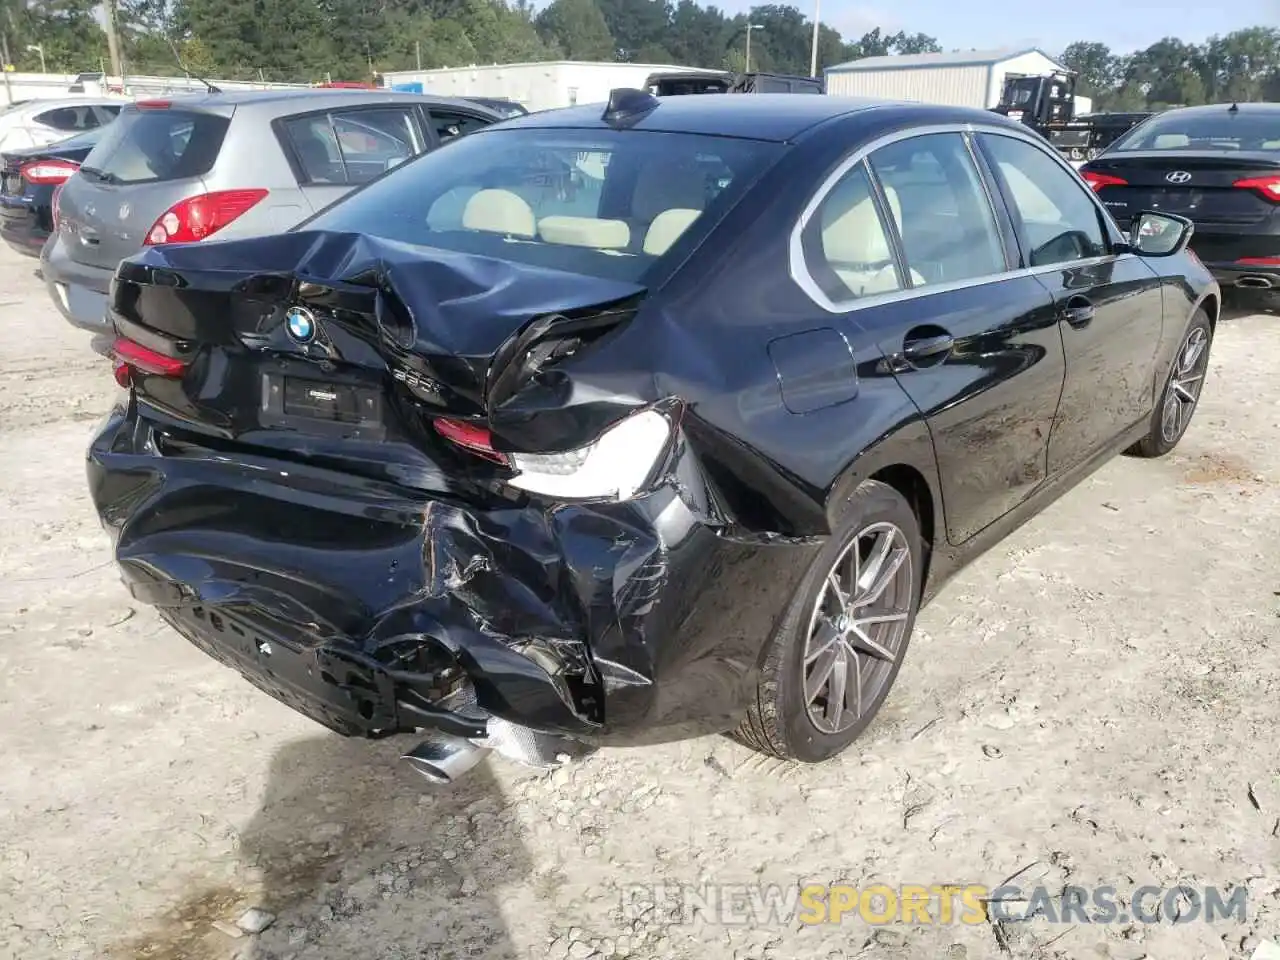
[801,162,902,302]
[80,108,229,185]
[868,132,1006,286]
[428,109,492,144]
[282,107,423,185]
[34,105,101,132]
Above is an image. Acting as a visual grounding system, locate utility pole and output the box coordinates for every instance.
[415,40,421,70]
[0,34,12,105]
[103,0,123,79]
[745,23,763,73]
[809,0,820,77]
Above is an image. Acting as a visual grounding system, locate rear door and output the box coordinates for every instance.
[55,103,231,271]
[796,130,1065,545]
[276,104,429,213]
[977,131,1166,474]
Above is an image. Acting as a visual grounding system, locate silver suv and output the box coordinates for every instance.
[43,89,501,333]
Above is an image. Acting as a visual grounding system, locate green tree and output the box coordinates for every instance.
[536,0,613,60]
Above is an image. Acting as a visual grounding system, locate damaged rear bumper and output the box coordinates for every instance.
[87,407,817,747]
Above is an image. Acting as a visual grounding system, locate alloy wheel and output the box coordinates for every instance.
[1160,326,1209,444]
[801,521,914,735]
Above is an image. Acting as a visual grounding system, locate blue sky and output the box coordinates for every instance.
[745,0,1277,55]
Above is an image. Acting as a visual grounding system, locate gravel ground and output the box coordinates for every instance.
[1,242,1278,960]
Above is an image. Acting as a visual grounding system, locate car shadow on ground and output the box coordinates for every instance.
[110,733,529,960]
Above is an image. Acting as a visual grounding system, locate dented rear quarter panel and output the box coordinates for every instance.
[87,106,952,745]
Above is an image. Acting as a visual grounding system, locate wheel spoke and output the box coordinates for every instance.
[848,650,863,718]
[826,570,848,611]
[805,645,838,704]
[824,650,849,729]
[805,619,840,664]
[855,611,909,628]
[856,535,907,608]
[846,624,895,662]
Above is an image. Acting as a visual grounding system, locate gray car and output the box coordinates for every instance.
[43,89,501,333]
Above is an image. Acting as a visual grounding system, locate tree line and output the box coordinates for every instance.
[1,0,1278,111]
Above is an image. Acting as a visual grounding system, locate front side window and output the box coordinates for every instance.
[868,132,1006,286]
[800,161,901,301]
[304,126,782,283]
[980,133,1109,267]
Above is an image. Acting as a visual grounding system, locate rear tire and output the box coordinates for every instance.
[736,480,922,762]
[1126,309,1212,459]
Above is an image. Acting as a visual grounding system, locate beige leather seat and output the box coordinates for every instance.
[820,183,923,295]
[537,215,631,250]
[631,161,705,245]
[1153,133,1191,149]
[461,189,536,238]
[643,208,701,256]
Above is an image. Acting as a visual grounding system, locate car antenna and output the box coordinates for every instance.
[602,88,659,127]
[166,39,222,94]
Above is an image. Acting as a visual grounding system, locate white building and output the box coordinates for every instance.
[380,61,723,113]
[825,48,1068,111]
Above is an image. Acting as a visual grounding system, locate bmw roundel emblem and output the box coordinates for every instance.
[285,305,316,344]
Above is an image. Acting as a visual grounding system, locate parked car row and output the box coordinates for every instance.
[84,89,1219,781]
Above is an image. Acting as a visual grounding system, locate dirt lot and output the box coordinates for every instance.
[1,241,1278,960]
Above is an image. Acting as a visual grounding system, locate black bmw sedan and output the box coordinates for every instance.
[0,126,105,257]
[1080,101,1280,303]
[86,92,1218,779]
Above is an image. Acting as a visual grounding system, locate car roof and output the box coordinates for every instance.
[497,94,1022,142]
[121,88,500,118]
[1152,102,1280,118]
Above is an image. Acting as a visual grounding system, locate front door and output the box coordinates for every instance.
[977,132,1166,474]
[798,131,1067,545]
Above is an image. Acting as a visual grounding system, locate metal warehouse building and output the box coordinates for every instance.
[824,48,1066,110]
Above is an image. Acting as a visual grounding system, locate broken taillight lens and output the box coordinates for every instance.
[432,418,510,465]
[110,337,189,378]
[144,189,269,245]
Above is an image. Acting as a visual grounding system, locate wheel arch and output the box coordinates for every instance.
[824,419,944,596]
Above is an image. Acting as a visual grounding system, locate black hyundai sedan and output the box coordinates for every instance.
[0,127,105,257]
[1080,101,1280,302]
[86,92,1217,781]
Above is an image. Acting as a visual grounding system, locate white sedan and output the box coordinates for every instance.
[0,97,126,152]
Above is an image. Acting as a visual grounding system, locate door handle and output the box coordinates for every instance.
[902,332,955,363]
[1062,295,1095,327]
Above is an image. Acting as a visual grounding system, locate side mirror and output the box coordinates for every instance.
[1129,210,1194,257]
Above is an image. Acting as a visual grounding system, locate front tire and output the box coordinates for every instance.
[736,480,923,762]
[1127,308,1212,459]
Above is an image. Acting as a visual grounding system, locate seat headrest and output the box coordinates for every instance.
[632,161,706,223]
[461,188,536,238]
[821,181,899,265]
[538,215,631,250]
[643,208,701,256]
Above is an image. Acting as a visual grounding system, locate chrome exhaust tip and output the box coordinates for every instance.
[1236,275,1274,289]
[401,733,489,785]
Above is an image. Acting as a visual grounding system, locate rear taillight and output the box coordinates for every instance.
[143,189,269,245]
[20,159,79,184]
[136,100,172,110]
[432,418,510,465]
[1081,171,1127,192]
[1236,256,1280,265]
[1233,175,1280,201]
[109,337,189,378]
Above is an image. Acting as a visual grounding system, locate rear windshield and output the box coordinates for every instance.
[1110,109,1280,152]
[79,106,230,184]
[304,126,783,283]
